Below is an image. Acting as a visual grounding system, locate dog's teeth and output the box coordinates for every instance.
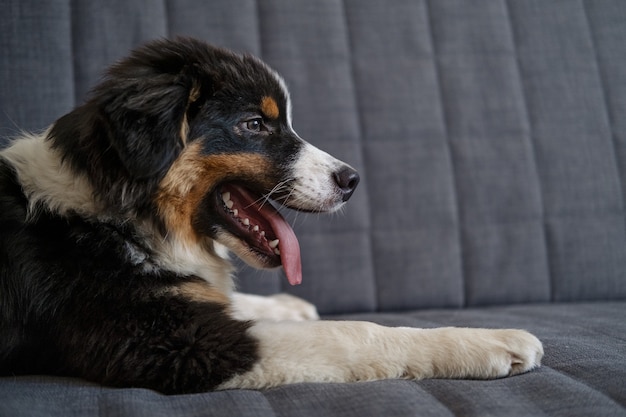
[222,192,231,202]
[225,200,234,209]
[243,218,250,226]
[269,239,279,248]
[274,248,281,255]
[253,225,260,232]
[260,231,265,237]
[233,209,238,217]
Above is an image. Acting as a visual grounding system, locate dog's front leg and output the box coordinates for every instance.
[217,320,543,389]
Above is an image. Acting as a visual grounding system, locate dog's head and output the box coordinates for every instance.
[49,38,359,285]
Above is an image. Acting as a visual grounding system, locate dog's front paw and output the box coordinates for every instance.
[230,292,319,321]
[416,327,543,380]
[496,329,544,376]
[265,293,320,321]
[464,329,544,379]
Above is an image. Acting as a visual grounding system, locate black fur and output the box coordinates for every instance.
[49,37,298,217]
[0,38,315,394]
[0,159,256,393]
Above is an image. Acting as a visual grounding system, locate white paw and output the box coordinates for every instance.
[419,327,544,380]
[476,329,544,378]
[265,293,320,321]
[230,292,319,322]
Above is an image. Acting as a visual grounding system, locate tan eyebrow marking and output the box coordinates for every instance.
[260,96,280,119]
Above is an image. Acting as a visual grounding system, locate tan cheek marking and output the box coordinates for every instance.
[261,96,280,120]
[156,142,273,244]
[172,281,230,305]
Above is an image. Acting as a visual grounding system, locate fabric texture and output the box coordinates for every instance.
[2,0,626,314]
[1,303,624,417]
[1,0,625,416]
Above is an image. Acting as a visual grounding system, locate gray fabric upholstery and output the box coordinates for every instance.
[1,303,624,417]
[1,0,625,416]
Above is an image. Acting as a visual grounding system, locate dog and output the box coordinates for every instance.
[0,38,543,394]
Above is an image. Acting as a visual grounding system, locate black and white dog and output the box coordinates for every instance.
[0,38,542,394]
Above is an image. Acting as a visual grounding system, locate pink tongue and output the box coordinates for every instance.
[233,186,302,285]
[264,208,302,286]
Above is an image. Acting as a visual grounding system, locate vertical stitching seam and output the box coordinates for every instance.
[581,0,625,213]
[580,0,626,298]
[163,0,170,37]
[339,0,378,312]
[423,0,467,307]
[503,0,553,301]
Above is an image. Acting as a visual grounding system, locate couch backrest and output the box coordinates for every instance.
[2,0,625,314]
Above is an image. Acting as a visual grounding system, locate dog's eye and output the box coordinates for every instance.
[244,118,263,133]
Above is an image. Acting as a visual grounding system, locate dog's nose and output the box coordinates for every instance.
[333,166,360,202]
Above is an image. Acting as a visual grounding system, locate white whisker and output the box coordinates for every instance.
[246,179,295,211]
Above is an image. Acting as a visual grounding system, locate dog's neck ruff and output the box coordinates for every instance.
[0,131,237,294]
[142,226,236,295]
[0,132,100,218]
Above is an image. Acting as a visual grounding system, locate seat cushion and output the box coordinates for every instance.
[1,302,624,417]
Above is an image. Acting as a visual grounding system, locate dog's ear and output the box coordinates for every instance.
[50,39,217,188]
[47,39,219,213]
[95,64,204,180]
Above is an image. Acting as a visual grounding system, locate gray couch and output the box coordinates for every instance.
[1,1,625,416]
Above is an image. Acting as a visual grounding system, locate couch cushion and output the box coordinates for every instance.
[1,302,624,417]
[1,2,625,314]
